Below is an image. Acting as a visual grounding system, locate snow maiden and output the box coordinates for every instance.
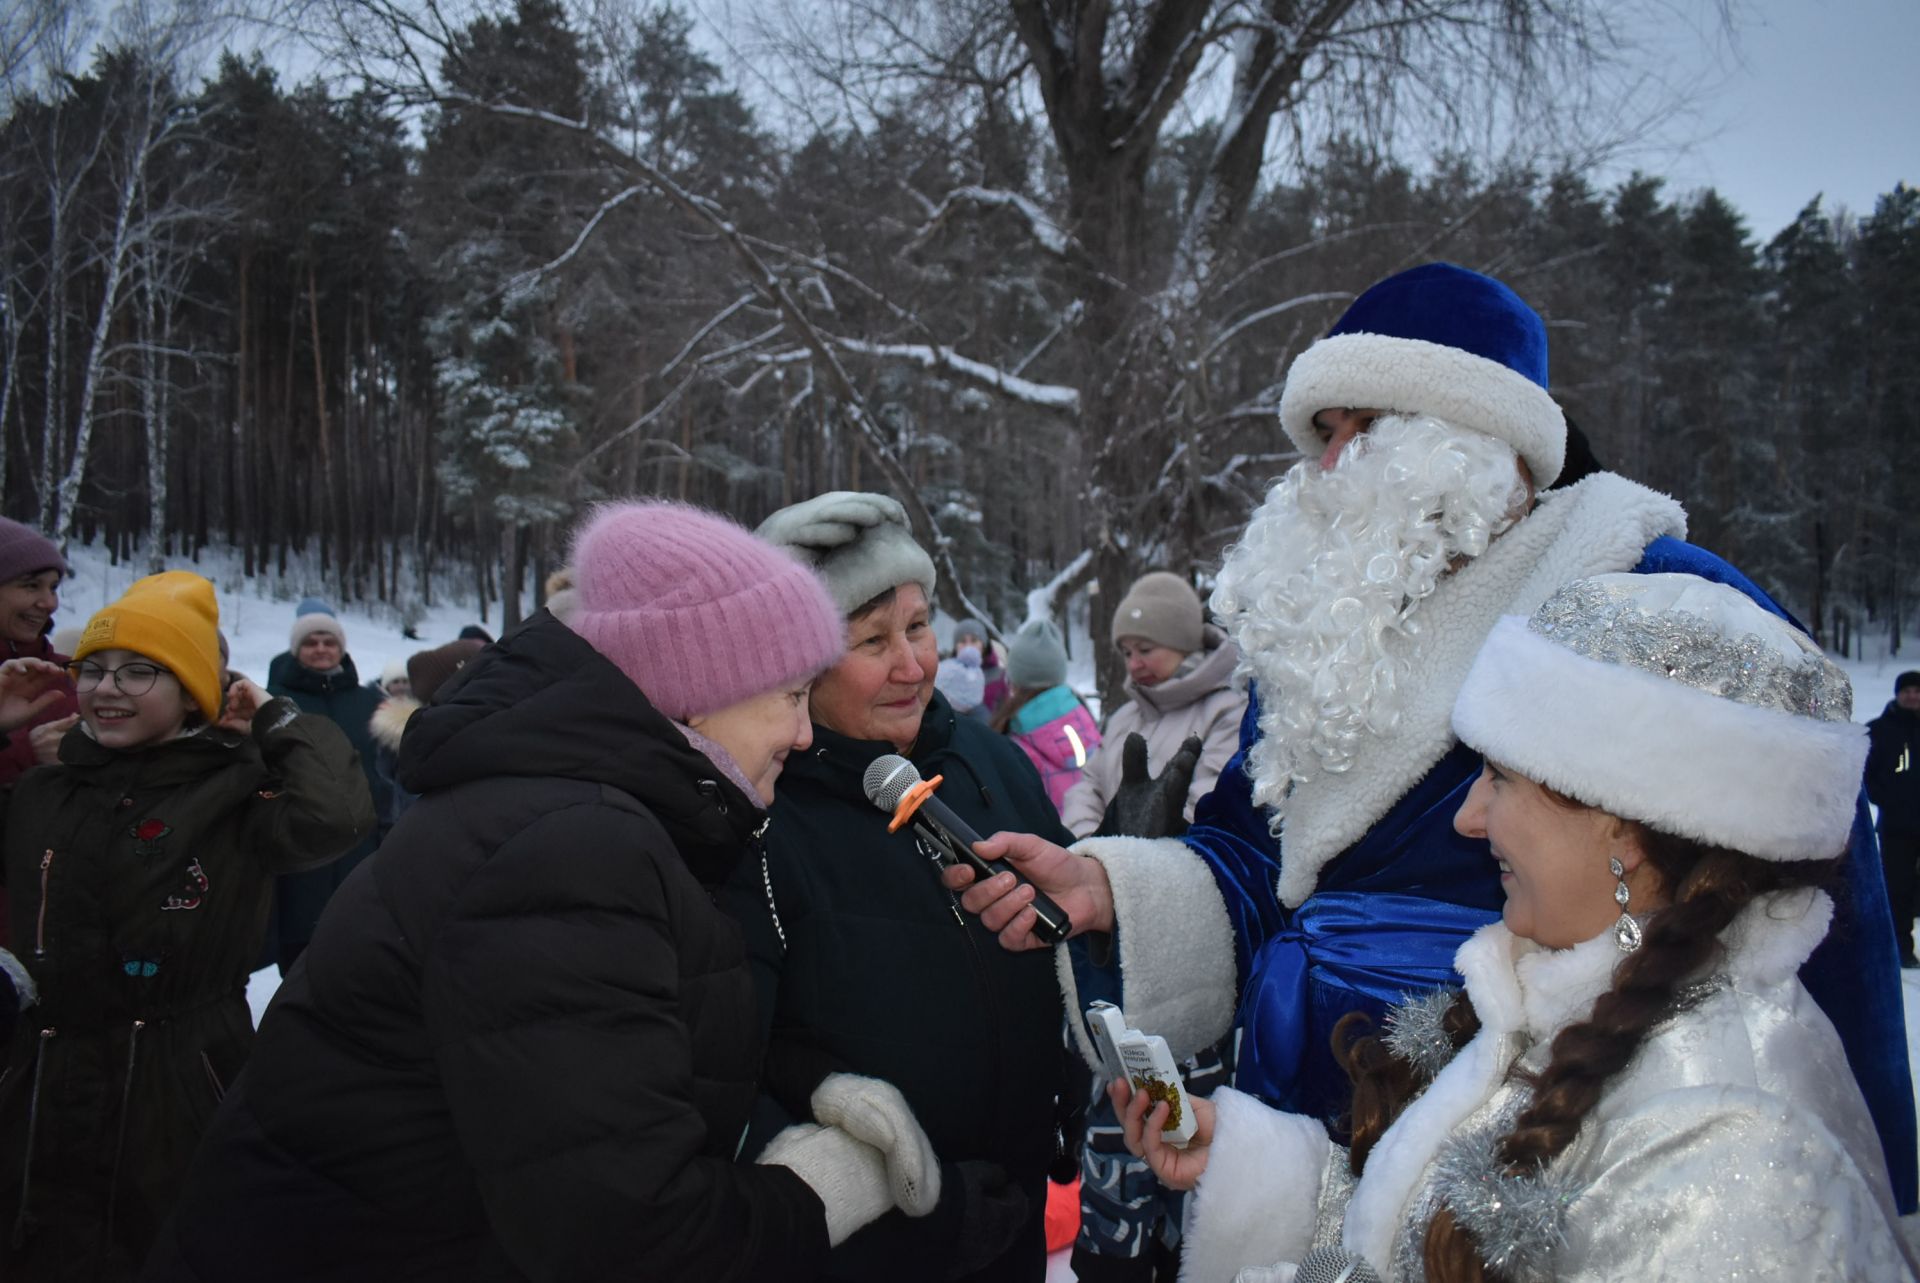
[1116,573,1918,1282]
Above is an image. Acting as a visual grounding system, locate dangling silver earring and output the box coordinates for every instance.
[1611,856,1642,953]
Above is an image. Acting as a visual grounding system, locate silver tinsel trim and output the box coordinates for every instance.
[1429,1125,1582,1282]
[1381,987,1463,1080]
[1528,578,1852,722]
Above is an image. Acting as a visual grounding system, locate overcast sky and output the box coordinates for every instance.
[684,0,1916,246]
[1602,0,1918,240]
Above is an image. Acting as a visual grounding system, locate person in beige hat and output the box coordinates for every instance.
[1059,571,1245,838]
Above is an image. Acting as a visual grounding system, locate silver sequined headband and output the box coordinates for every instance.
[1528,578,1851,723]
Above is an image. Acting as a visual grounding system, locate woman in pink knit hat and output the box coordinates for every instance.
[152,501,949,1282]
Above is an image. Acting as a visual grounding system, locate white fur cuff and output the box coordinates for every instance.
[1453,616,1867,860]
[1061,836,1239,1065]
[1181,1089,1331,1282]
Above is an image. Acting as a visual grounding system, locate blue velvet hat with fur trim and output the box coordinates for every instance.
[1278,263,1567,486]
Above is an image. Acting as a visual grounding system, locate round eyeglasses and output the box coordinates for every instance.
[68,660,170,696]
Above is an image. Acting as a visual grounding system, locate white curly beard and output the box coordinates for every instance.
[1211,414,1529,823]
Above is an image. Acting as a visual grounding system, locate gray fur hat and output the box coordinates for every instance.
[756,491,937,616]
[1007,619,1068,689]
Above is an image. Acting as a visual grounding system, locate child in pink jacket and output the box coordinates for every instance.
[993,619,1100,813]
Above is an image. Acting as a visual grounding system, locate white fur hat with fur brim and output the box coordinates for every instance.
[1278,263,1567,487]
[1451,573,1864,861]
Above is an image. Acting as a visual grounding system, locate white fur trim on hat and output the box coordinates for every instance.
[1452,614,1866,859]
[1279,332,1567,487]
[289,611,345,654]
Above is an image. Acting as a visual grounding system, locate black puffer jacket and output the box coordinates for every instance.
[145,613,830,1282]
[722,691,1072,1283]
[1869,701,1920,836]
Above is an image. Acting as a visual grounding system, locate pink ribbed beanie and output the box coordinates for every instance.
[568,502,845,720]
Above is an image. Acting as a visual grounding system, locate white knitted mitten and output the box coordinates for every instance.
[757,1122,893,1246]
[808,1073,941,1216]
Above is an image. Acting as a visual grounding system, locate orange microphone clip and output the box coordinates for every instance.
[886,773,945,833]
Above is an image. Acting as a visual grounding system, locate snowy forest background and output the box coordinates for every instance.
[3,0,1917,700]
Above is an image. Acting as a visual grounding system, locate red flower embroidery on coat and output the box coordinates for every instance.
[130,819,172,858]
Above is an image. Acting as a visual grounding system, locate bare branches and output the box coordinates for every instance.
[1203,291,1350,361]
[659,293,757,381]
[909,185,1073,258]
[505,183,649,300]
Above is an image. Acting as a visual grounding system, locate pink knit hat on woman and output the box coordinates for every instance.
[568,502,845,720]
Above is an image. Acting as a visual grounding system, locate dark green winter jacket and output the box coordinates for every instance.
[0,703,374,1281]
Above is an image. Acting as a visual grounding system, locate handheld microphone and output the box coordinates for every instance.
[862,754,1072,945]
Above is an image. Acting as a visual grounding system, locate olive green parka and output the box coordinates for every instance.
[0,700,375,1281]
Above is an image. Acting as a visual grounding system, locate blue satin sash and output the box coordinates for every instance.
[1196,734,1500,1123]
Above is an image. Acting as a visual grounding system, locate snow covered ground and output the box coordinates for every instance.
[45,540,1920,1273]
[54,540,496,694]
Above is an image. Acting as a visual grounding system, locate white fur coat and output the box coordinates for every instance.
[1180,892,1917,1283]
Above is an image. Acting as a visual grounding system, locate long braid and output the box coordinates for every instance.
[1493,861,1741,1169]
[1421,830,1837,1281]
[1332,811,1835,1282]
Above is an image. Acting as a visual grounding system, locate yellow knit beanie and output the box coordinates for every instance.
[74,571,224,720]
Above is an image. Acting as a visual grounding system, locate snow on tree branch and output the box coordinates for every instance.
[1025,548,1094,625]
[831,337,1081,416]
[659,294,756,380]
[909,185,1073,258]
[504,183,649,301]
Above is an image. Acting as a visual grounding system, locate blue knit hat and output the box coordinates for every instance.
[1278,263,1567,486]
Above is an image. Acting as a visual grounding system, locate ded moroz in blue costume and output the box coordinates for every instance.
[1060,262,1918,1212]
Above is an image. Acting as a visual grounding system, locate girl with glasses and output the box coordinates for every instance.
[0,571,376,1282]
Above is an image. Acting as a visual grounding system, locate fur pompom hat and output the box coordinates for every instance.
[1451,573,1864,859]
[569,501,844,721]
[1279,263,1567,487]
